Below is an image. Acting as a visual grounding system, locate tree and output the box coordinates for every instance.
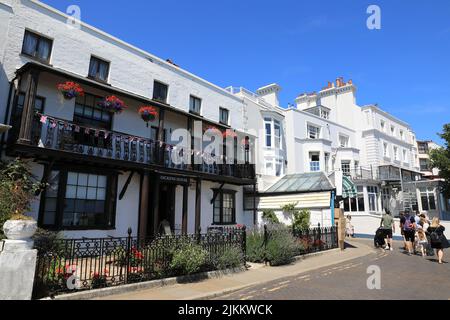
[430,124,450,199]
[281,203,310,231]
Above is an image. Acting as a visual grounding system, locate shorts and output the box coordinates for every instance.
[404,230,415,242]
[382,229,393,239]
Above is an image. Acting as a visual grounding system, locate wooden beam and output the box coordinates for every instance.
[195,178,202,233]
[210,182,225,204]
[119,171,134,200]
[18,70,39,144]
[182,179,189,235]
[152,173,161,236]
[138,172,150,239]
[35,159,55,196]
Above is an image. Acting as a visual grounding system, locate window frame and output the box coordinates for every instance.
[338,134,349,148]
[153,81,169,104]
[307,124,320,140]
[74,92,113,130]
[219,107,229,125]
[212,189,237,225]
[309,152,320,172]
[38,165,118,231]
[88,56,110,83]
[274,120,282,149]
[264,118,272,148]
[341,160,351,176]
[21,30,53,63]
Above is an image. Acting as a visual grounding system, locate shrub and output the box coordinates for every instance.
[293,209,311,231]
[214,246,244,270]
[262,209,279,224]
[0,158,45,239]
[170,243,208,275]
[265,230,298,266]
[246,231,266,263]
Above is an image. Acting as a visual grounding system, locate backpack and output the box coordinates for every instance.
[403,216,414,231]
[430,228,442,244]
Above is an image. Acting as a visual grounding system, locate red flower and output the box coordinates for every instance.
[57,81,84,98]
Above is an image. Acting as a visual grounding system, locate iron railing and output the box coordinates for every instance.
[0,240,5,253]
[14,113,255,180]
[262,224,338,257]
[32,227,246,299]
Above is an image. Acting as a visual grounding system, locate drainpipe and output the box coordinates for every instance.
[0,77,17,154]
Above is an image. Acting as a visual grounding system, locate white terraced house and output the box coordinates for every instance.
[0,0,257,238]
[227,77,450,226]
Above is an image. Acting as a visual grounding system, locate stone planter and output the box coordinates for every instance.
[3,220,38,241]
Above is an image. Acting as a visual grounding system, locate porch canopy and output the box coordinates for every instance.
[264,172,334,195]
[256,172,335,212]
[342,176,357,199]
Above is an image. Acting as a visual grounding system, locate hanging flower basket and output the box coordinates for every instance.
[98,96,127,114]
[223,130,237,139]
[138,106,158,127]
[57,81,84,100]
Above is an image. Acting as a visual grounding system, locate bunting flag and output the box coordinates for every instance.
[40,115,48,124]
[35,113,226,161]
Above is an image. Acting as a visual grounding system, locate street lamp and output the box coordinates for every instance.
[0,124,12,134]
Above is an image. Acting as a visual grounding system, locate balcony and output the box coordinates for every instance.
[8,113,256,183]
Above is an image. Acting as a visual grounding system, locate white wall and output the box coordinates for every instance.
[1,0,245,131]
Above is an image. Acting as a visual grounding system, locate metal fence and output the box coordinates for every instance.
[32,227,246,299]
[263,224,339,257]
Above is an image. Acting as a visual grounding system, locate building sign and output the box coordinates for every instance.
[160,175,189,185]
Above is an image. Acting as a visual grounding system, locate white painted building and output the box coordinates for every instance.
[0,0,257,238]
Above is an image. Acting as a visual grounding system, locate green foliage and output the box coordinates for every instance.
[430,123,450,198]
[293,209,311,231]
[245,231,266,263]
[262,209,279,224]
[170,243,208,275]
[0,158,46,239]
[265,230,298,266]
[214,246,244,270]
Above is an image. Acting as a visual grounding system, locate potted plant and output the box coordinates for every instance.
[138,106,158,127]
[0,159,45,241]
[98,95,127,114]
[57,81,84,100]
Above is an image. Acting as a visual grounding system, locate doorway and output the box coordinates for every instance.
[157,183,176,234]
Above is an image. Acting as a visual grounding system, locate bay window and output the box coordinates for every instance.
[310,152,320,172]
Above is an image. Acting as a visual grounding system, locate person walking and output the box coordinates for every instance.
[380,209,395,251]
[399,212,407,250]
[400,210,417,256]
[428,217,449,264]
[417,228,428,258]
[346,215,355,238]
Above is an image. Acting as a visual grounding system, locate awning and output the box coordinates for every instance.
[342,176,357,198]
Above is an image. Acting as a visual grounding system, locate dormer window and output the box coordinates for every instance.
[320,109,329,119]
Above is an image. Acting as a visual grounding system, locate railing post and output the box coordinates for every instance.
[263,225,268,266]
[197,227,201,245]
[125,228,132,284]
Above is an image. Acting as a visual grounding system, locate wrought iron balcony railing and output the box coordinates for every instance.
[12,113,255,180]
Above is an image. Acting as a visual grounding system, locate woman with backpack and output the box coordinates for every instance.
[428,217,449,264]
[400,210,417,256]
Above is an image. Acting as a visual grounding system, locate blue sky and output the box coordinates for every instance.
[41,0,450,144]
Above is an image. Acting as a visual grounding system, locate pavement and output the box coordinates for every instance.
[97,239,374,300]
[215,238,450,300]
